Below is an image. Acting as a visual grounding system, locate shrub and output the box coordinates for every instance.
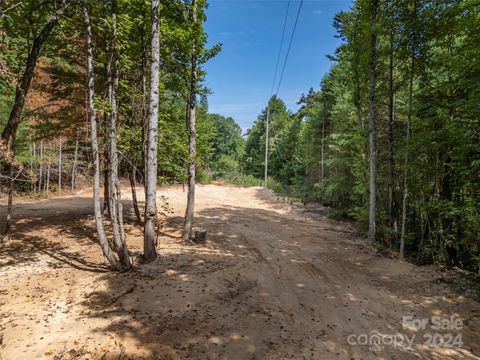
[196,168,212,184]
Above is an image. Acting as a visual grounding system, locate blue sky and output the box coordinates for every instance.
[203,0,353,131]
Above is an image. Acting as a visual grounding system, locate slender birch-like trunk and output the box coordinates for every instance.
[388,28,396,245]
[46,161,50,196]
[38,141,44,193]
[143,0,160,261]
[321,97,326,184]
[367,0,378,245]
[129,164,142,224]
[83,0,122,270]
[400,48,415,259]
[103,146,110,215]
[3,181,14,236]
[30,143,35,192]
[108,0,131,268]
[29,143,33,191]
[72,136,78,191]
[58,141,62,193]
[141,19,148,202]
[103,57,112,216]
[182,0,198,242]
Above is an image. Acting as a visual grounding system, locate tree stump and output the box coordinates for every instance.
[194,229,207,244]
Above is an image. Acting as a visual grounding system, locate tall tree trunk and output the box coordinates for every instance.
[399,1,417,259]
[400,51,415,259]
[83,0,122,271]
[367,0,378,245]
[38,141,44,193]
[72,136,78,191]
[58,141,62,193]
[3,182,14,236]
[264,106,270,187]
[31,142,35,193]
[103,62,112,216]
[182,0,198,242]
[143,0,160,262]
[108,0,131,268]
[29,143,33,191]
[103,146,110,215]
[2,139,15,236]
[140,18,148,201]
[321,97,326,184]
[46,160,50,196]
[129,164,142,224]
[388,28,396,246]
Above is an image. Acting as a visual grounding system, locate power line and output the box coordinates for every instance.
[265,0,304,187]
[269,0,291,97]
[275,0,304,96]
[265,0,292,187]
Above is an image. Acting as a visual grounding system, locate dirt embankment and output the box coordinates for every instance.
[1,184,479,359]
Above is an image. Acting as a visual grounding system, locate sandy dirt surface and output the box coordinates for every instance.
[1,184,479,360]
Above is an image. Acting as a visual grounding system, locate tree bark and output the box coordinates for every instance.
[45,160,50,196]
[103,60,112,216]
[3,176,14,236]
[84,0,122,271]
[140,18,148,202]
[129,164,142,224]
[38,140,44,193]
[388,27,396,246]
[321,96,326,184]
[143,0,160,262]
[30,143,34,191]
[367,0,378,245]
[103,145,110,216]
[108,0,131,268]
[58,141,62,193]
[182,0,198,242]
[72,136,78,191]
[31,142,35,193]
[264,105,270,187]
[400,49,415,259]
[399,1,417,259]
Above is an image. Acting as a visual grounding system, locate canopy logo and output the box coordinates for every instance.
[347,331,415,352]
[347,316,464,352]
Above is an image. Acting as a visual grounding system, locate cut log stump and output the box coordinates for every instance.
[194,229,207,244]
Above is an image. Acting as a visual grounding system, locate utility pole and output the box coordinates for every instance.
[264,105,270,187]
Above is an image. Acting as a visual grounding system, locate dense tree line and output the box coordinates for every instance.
[242,0,479,272]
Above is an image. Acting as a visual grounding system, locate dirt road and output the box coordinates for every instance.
[1,184,479,359]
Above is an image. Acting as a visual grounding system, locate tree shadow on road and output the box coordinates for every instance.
[0,197,139,272]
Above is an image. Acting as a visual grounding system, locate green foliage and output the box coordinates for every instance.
[214,155,238,178]
[231,174,262,187]
[209,114,244,161]
[241,96,291,178]
[196,168,212,184]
